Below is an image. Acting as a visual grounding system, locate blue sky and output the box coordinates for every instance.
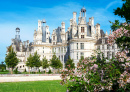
[0,0,125,63]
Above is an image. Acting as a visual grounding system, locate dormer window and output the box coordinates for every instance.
[81,27,84,32]
[102,39,105,44]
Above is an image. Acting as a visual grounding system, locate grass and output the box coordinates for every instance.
[0,80,67,92]
[0,71,9,74]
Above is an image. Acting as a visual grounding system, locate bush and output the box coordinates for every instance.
[1,67,4,72]
[48,69,52,74]
[14,68,18,74]
[24,68,27,72]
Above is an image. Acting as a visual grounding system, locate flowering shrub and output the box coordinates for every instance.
[108,24,130,53]
[61,51,130,92]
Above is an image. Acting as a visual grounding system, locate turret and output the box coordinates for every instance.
[15,27,21,41]
[96,23,101,39]
[73,12,77,23]
[45,25,50,43]
[105,31,108,37]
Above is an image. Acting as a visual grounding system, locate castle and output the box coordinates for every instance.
[9,7,119,72]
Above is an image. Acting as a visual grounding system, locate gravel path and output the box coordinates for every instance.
[0,74,62,82]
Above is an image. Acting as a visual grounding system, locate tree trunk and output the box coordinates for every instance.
[11,68,13,74]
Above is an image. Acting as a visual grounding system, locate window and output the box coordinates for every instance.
[80,52,84,58]
[23,65,24,67]
[112,45,115,49]
[80,43,84,49]
[53,42,55,45]
[107,52,109,59]
[81,35,84,38]
[77,52,78,59]
[97,46,100,50]
[43,50,44,53]
[81,27,84,32]
[107,45,109,49]
[102,39,105,44]
[43,47,44,49]
[77,43,78,49]
[102,45,104,49]
[64,47,66,53]
[61,47,63,53]
[112,52,115,57]
[20,66,21,68]
[53,36,55,40]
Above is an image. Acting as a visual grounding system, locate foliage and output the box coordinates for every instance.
[5,46,19,74]
[61,50,130,92]
[14,67,18,74]
[33,52,41,69]
[110,0,130,56]
[42,57,49,69]
[65,56,75,70]
[24,68,27,72]
[0,64,6,71]
[48,69,52,74]
[114,0,130,23]
[50,54,63,69]
[26,54,34,68]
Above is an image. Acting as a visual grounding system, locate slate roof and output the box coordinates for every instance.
[95,37,108,45]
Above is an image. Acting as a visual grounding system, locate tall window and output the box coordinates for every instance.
[81,27,84,32]
[61,47,63,53]
[107,45,109,49]
[77,52,78,59]
[80,43,84,49]
[107,52,109,59]
[64,47,66,53]
[102,45,104,49]
[112,45,115,49]
[81,35,84,38]
[53,42,55,45]
[80,52,84,58]
[77,43,78,49]
[97,46,100,50]
[53,36,55,40]
[112,52,115,57]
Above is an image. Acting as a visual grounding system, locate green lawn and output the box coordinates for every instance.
[0,80,67,92]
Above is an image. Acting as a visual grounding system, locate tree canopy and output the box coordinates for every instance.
[42,57,49,69]
[65,56,75,70]
[5,46,19,74]
[50,54,63,69]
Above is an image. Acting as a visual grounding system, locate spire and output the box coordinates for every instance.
[110,30,112,35]
[105,31,108,37]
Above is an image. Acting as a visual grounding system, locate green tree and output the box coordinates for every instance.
[5,46,19,74]
[110,0,130,56]
[42,57,49,74]
[50,54,63,73]
[33,52,41,73]
[114,0,130,23]
[26,54,33,74]
[65,56,75,70]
